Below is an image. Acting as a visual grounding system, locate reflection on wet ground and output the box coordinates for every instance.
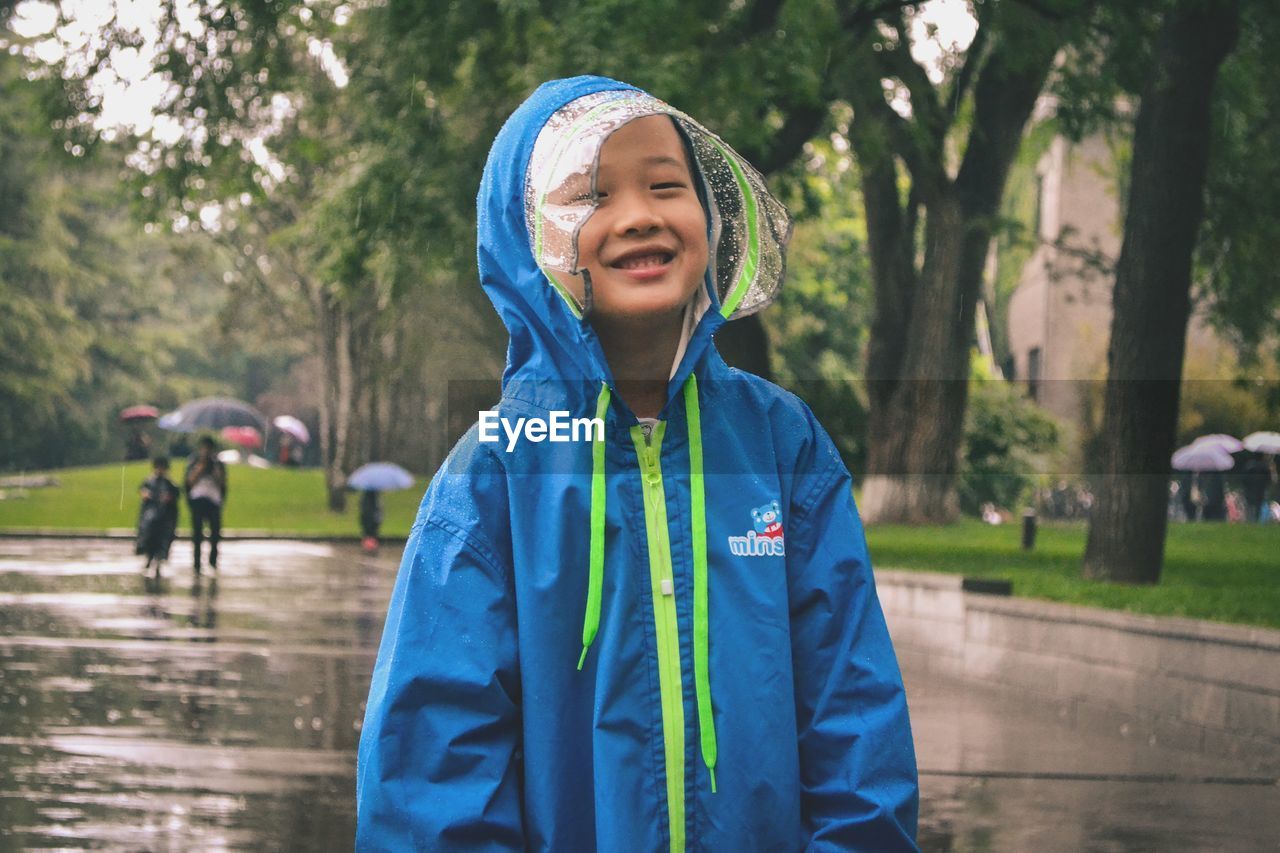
[910,671,1279,851]
[0,538,1274,851]
[0,538,382,851]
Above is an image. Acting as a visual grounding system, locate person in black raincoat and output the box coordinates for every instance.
[359,490,383,554]
[136,456,180,571]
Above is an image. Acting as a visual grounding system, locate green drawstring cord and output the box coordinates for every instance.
[579,382,612,671]
[576,377,718,793]
[684,374,717,793]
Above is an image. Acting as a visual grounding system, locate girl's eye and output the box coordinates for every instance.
[652,182,686,191]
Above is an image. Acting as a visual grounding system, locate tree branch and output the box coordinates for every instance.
[835,0,926,33]
[945,0,991,117]
[954,3,1065,213]
[738,0,787,39]
[847,60,950,200]
[880,12,948,140]
[1008,0,1069,23]
[742,102,830,176]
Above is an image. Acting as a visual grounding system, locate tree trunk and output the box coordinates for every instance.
[852,3,1062,523]
[715,313,771,379]
[862,195,970,523]
[1082,0,1240,583]
[314,289,354,513]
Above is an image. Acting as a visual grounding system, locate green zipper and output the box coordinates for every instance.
[630,421,686,853]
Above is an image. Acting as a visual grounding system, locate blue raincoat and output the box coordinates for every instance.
[357,76,918,852]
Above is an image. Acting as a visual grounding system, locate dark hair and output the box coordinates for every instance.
[197,435,218,449]
[152,456,170,470]
[669,117,712,218]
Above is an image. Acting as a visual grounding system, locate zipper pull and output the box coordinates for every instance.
[640,422,654,444]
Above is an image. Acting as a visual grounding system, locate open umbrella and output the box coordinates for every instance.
[273,415,311,444]
[1243,431,1280,454]
[1172,443,1235,472]
[159,396,267,433]
[347,462,415,492]
[1190,433,1244,453]
[221,425,263,450]
[119,405,160,422]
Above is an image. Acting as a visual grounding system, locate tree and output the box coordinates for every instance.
[1194,2,1280,365]
[46,0,1122,515]
[1,17,267,470]
[835,0,1091,523]
[1082,0,1240,584]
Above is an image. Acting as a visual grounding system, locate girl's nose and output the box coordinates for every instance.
[612,194,663,235]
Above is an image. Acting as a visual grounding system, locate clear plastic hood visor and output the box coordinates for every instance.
[524,89,793,320]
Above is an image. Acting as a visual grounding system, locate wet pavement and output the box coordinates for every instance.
[0,537,1275,851]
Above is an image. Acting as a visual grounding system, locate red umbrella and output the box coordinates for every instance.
[221,425,263,450]
[120,405,160,422]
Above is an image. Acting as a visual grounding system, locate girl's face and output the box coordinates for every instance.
[557,115,709,328]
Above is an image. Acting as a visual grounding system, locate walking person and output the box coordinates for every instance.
[359,489,382,554]
[136,456,180,574]
[184,436,228,574]
[1241,454,1274,523]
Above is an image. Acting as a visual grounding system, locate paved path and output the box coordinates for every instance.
[0,538,1274,851]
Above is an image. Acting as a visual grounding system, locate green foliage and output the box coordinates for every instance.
[0,51,93,448]
[1196,3,1280,365]
[959,363,1061,515]
[768,119,873,472]
[1176,343,1279,445]
[0,19,308,471]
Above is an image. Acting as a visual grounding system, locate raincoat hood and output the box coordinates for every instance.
[477,75,791,416]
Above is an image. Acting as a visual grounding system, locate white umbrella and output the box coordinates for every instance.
[1172,443,1235,472]
[273,415,311,444]
[347,462,415,491]
[1242,431,1280,454]
[1190,433,1243,453]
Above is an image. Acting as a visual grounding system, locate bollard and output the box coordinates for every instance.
[1022,508,1037,550]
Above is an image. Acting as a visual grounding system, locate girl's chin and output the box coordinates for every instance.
[593,293,693,324]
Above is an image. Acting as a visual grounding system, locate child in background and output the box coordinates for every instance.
[357,77,918,851]
[359,489,382,554]
[136,456,179,573]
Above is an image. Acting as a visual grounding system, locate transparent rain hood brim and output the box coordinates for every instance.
[524,89,793,322]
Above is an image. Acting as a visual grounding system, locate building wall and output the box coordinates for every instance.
[1006,132,1229,438]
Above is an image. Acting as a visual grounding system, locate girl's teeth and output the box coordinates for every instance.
[619,254,668,270]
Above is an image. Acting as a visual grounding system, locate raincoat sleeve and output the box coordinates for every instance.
[786,420,919,852]
[356,446,523,851]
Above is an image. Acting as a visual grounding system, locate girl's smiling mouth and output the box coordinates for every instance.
[608,246,676,279]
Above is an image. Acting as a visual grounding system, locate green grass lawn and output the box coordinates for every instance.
[866,518,1280,629]
[0,461,425,536]
[2,464,1277,628]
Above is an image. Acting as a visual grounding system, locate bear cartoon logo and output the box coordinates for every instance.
[731,501,786,557]
[751,500,784,539]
